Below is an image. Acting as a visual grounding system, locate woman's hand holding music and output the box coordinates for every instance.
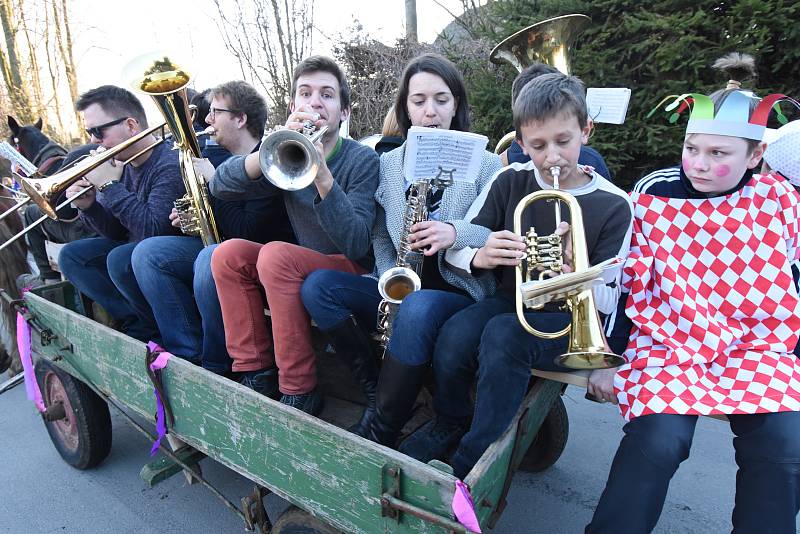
[408,220,456,255]
[472,230,526,269]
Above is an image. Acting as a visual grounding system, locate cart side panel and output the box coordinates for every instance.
[466,379,563,525]
[25,292,464,534]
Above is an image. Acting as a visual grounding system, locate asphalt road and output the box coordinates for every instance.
[2,380,797,534]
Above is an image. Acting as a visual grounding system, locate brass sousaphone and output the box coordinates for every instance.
[490,14,591,154]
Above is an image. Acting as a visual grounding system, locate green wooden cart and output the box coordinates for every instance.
[10,282,571,533]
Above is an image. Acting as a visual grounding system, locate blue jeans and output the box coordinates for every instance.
[431,295,572,477]
[301,270,473,363]
[59,237,159,342]
[301,269,383,332]
[132,237,230,371]
[587,412,800,533]
[388,289,474,365]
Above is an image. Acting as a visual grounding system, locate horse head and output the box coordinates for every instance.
[7,116,65,175]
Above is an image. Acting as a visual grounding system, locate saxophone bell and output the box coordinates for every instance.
[378,267,421,304]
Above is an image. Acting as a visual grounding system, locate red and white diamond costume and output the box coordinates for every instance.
[613,170,800,421]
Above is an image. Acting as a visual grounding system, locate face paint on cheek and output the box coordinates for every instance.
[713,164,731,178]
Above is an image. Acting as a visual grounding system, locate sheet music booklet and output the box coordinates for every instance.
[0,141,38,177]
[586,88,632,125]
[403,127,488,184]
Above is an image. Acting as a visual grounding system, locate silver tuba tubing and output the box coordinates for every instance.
[258,126,329,191]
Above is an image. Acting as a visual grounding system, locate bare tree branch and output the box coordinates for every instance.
[213,0,314,125]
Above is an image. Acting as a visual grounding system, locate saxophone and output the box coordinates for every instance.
[376,168,454,348]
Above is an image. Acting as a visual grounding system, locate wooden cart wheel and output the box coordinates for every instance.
[518,396,569,473]
[34,359,112,469]
[271,506,340,534]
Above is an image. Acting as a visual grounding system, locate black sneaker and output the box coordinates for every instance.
[238,367,279,399]
[399,416,470,463]
[280,389,324,416]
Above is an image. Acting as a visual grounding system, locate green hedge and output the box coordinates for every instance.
[440,0,800,189]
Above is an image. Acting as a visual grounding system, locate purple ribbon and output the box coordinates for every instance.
[452,480,482,533]
[146,341,172,456]
[16,312,44,412]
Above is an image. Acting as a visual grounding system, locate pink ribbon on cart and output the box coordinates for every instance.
[147,341,172,456]
[452,480,482,533]
[16,312,45,412]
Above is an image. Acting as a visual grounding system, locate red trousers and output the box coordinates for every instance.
[210,240,366,394]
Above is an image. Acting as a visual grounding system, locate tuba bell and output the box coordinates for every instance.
[130,55,221,246]
[258,123,328,191]
[514,166,624,370]
[490,14,591,154]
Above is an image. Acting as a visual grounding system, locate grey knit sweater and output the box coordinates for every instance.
[209,137,379,265]
[373,144,502,301]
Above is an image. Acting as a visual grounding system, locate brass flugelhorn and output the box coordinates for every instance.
[490,14,591,154]
[514,166,624,370]
[258,121,329,191]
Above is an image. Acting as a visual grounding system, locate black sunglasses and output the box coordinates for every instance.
[85,117,129,140]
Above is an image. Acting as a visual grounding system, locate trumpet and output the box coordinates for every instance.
[514,166,624,370]
[258,122,329,191]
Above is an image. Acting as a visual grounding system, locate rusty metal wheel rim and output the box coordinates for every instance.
[44,370,79,452]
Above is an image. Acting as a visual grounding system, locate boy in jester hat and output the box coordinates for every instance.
[585,88,800,533]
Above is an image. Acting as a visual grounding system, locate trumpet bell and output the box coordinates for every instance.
[258,127,326,191]
[377,266,421,304]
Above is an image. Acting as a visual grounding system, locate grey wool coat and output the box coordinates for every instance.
[372,143,502,301]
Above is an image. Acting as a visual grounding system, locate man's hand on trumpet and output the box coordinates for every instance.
[66,178,96,210]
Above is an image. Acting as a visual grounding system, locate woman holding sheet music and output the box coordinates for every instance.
[301,53,501,446]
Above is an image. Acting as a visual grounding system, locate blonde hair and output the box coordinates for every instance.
[381,105,401,137]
